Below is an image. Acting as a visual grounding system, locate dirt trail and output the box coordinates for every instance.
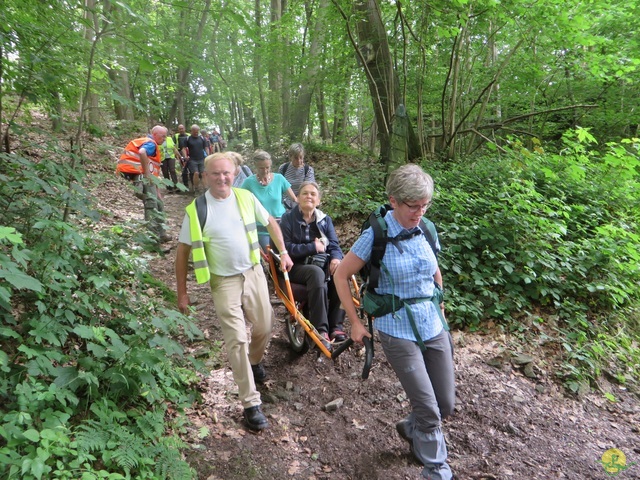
[101,178,640,480]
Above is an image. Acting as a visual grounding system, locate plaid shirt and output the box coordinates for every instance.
[351,211,443,342]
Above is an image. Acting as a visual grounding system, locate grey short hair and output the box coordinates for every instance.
[288,143,305,160]
[386,164,434,202]
[298,181,321,198]
[226,151,245,167]
[190,124,200,131]
[252,149,272,164]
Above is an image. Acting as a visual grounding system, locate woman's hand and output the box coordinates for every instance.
[329,258,341,275]
[350,321,372,344]
[314,237,326,253]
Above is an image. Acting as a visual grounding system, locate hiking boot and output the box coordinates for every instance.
[396,418,413,449]
[330,330,347,343]
[243,405,268,431]
[251,363,267,384]
[320,332,332,351]
[159,233,172,244]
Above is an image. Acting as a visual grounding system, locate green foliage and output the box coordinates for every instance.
[429,132,640,326]
[0,151,202,479]
[314,151,386,221]
[426,130,640,389]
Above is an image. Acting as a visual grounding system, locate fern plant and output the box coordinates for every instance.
[0,150,201,479]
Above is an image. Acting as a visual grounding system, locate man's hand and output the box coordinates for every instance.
[280,253,293,272]
[314,238,326,253]
[178,292,191,314]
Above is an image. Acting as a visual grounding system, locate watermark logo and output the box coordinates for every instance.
[598,448,636,476]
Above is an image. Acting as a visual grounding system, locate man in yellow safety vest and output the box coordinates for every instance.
[175,152,293,431]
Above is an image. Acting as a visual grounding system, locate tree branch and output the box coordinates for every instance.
[470,128,506,153]
[463,104,599,133]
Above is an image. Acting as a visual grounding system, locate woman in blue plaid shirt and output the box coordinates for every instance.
[335,164,455,480]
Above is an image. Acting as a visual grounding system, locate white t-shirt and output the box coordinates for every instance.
[179,190,270,276]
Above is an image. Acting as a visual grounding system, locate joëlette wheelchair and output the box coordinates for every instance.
[263,247,373,379]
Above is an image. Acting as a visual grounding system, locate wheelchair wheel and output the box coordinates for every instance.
[286,315,309,354]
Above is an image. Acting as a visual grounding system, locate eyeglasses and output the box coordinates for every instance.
[402,200,431,213]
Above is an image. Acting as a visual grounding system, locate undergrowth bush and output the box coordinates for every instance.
[313,150,386,221]
[0,150,203,479]
[428,130,640,325]
[427,129,640,389]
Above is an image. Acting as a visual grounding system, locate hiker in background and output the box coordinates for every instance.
[175,153,292,431]
[161,128,181,193]
[240,149,297,251]
[210,129,223,152]
[280,182,346,348]
[174,124,191,191]
[116,125,171,244]
[181,124,208,193]
[278,143,314,210]
[228,151,253,188]
[201,129,213,155]
[334,164,455,480]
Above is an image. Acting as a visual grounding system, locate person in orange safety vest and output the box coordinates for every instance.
[117,125,171,245]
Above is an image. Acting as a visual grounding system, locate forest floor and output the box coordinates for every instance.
[90,143,640,480]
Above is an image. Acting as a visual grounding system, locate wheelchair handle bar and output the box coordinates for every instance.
[331,336,373,380]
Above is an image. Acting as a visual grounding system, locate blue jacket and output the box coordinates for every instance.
[280,205,344,263]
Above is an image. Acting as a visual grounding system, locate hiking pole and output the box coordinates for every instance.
[331,336,373,380]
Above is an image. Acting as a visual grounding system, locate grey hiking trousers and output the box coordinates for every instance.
[379,329,455,480]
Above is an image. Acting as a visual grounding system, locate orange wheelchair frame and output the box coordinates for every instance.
[264,248,373,379]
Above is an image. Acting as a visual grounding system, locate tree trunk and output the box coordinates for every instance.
[255,0,271,144]
[443,28,463,160]
[316,88,330,141]
[50,91,63,132]
[0,37,5,152]
[288,0,328,140]
[389,104,409,171]
[108,69,134,121]
[268,0,284,140]
[350,0,420,166]
[83,0,100,127]
[167,0,210,126]
[281,0,291,133]
[229,98,237,137]
[332,80,349,142]
[103,0,134,122]
[244,104,259,148]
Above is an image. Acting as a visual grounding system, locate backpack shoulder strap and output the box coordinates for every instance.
[368,205,390,291]
[281,162,289,176]
[304,164,310,177]
[419,217,439,257]
[195,194,208,231]
[241,165,251,177]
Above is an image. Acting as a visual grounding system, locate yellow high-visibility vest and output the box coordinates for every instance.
[185,188,261,284]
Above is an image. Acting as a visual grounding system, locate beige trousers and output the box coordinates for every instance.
[210,264,273,408]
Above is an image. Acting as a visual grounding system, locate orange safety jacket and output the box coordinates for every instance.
[117,137,162,176]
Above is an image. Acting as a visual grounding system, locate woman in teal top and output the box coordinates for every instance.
[241,149,297,251]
